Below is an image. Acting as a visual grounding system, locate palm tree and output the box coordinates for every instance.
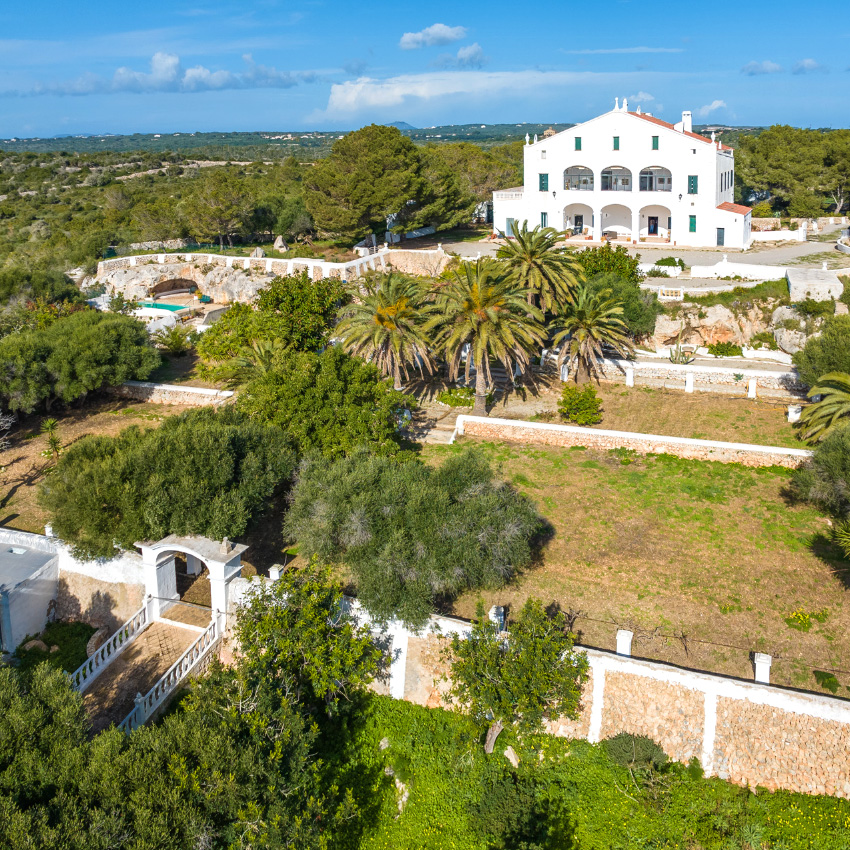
[798,372,850,442]
[336,273,434,390]
[426,259,545,416]
[496,221,583,312]
[225,339,286,384]
[551,284,635,384]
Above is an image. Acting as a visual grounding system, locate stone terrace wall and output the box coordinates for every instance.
[454,415,812,469]
[108,381,234,407]
[387,613,850,799]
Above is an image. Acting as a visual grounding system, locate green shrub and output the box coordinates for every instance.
[437,386,493,407]
[558,383,603,425]
[840,276,850,308]
[793,315,850,386]
[707,341,743,357]
[796,298,835,320]
[790,427,850,515]
[603,732,668,772]
[686,279,789,311]
[585,272,661,339]
[13,621,96,675]
[655,256,686,269]
[749,330,779,350]
[751,201,774,218]
[646,268,669,278]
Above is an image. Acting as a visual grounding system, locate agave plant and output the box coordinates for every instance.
[668,330,694,365]
[798,372,850,442]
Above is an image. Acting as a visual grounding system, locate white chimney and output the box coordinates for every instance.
[622,97,629,112]
[681,111,693,133]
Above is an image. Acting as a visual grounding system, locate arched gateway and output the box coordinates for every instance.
[136,534,247,627]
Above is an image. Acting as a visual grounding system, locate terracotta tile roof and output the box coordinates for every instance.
[628,112,733,151]
[717,202,752,215]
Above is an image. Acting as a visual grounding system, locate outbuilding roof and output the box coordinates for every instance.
[717,202,752,215]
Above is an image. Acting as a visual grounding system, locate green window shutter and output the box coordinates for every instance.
[689,215,697,233]
[575,137,581,151]
[652,135,659,150]
[688,175,698,194]
[613,136,619,150]
[539,173,549,191]
[541,212,548,228]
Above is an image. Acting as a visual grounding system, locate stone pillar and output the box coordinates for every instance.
[787,404,802,423]
[388,623,409,700]
[616,629,633,656]
[685,372,694,393]
[560,363,569,382]
[488,605,505,631]
[141,552,178,618]
[753,652,772,683]
[269,565,282,581]
[129,256,137,267]
[631,209,641,244]
[747,378,757,399]
[625,367,635,387]
[592,211,602,243]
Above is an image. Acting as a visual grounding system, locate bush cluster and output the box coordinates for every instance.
[558,383,603,425]
[706,341,743,357]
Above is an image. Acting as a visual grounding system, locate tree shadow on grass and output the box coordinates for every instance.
[807,531,850,591]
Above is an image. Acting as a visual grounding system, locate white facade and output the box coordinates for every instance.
[494,99,752,249]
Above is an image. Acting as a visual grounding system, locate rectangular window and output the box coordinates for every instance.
[687,175,699,195]
[652,135,659,150]
[613,136,619,150]
[541,212,548,228]
[541,150,546,160]
[689,215,697,233]
[574,137,581,151]
[539,173,549,192]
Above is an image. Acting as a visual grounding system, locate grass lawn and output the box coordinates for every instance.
[485,381,804,449]
[422,441,849,696]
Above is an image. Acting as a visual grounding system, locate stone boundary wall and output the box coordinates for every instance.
[96,247,449,284]
[108,381,235,407]
[559,356,805,398]
[837,239,850,256]
[369,606,850,798]
[689,259,787,280]
[454,415,812,468]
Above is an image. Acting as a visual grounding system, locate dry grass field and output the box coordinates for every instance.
[423,440,849,696]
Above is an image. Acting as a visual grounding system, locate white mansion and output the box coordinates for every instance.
[493,99,752,249]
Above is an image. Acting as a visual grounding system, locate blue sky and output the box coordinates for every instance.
[0,0,845,137]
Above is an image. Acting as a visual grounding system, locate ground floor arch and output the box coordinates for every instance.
[600,204,633,240]
[562,203,594,235]
[137,535,247,627]
[638,204,673,241]
[150,277,198,297]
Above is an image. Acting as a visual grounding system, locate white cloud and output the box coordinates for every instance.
[740,60,782,76]
[792,58,826,74]
[435,43,486,69]
[564,46,683,55]
[2,53,315,97]
[628,91,655,103]
[399,23,467,50]
[697,99,726,117]
[314,69,671,120]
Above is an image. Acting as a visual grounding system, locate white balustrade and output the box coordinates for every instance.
[68,606,149,693]
[119,618,219,733]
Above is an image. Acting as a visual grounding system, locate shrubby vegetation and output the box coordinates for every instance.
[237,345,412,458]
[40,407,297,559]
[0,310,159,413]
[791,426,850,516]
[557,383,603,425]
[285,448,543,627]
[195,271,346,367]
[584,271,660,339]
[793,315,850,387]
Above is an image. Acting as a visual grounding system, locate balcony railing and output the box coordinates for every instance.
[494,189,523,201]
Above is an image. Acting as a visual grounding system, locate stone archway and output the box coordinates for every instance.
[136,535,247,628]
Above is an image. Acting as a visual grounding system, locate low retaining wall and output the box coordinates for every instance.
[690,258,787,280]
[453,415,812,468]
[551,357,805,399]
[108,381,234,406]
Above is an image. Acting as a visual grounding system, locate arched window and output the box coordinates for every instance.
[564,166,594,191]
[639,166,672,192]
[601,166,632,192]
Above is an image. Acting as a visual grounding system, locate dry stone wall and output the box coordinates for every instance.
[108,381,234,407]
[455,416,812,469]
[387,614,850,799]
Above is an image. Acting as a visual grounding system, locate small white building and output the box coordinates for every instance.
[493,98,752,249]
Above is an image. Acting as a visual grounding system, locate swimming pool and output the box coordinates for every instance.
[139,302,187,312]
